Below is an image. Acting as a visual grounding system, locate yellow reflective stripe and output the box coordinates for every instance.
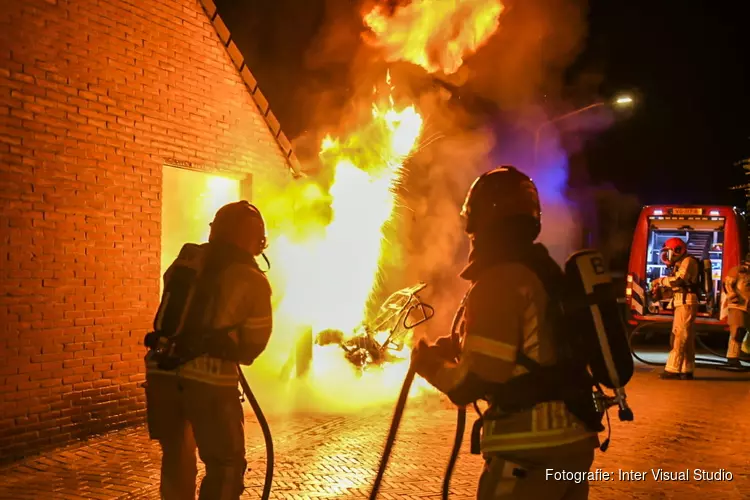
[463,335,516,363]
[146,366,179,377]
[530,402,569,432]
[145,353,178,377]
[244,316,272,328]
[481,429,597,453]
[485,425,589,440]
[674,260,688,280]
[177,371,240,387]
[179,356,240,387]
[542,405,552,431]
[145,354,240,386]
[553,401,568,428]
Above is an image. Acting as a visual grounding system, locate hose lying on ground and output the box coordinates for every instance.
[629,326,750,372]
[695,334,750,363]
[237,365,275,500]
[369,366,416,500]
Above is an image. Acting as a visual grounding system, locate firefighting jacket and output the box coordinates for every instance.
[146,242,273,387]
[417,244,599,453]
[658,255,700,307]
[723,263,750,313]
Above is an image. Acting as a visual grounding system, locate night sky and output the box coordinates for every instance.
[571,0,749,206]
[215,0,750,208]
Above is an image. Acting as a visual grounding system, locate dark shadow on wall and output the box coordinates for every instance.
[213,0,352,142]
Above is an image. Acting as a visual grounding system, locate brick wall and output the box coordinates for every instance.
[0,0,293,462]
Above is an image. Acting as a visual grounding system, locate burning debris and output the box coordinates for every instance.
[315,283,435,370]
[246,71,437,405]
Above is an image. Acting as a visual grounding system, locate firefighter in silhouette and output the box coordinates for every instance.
[652,237,700,379]
[143,201,273,500]
[411,167,600,500]
[722,256,750,367]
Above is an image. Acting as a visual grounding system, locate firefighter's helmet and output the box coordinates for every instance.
[209,201,267,256]
[660,237,687,266]
[461,166,541,240]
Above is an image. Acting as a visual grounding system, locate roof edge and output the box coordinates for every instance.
[198,0,302,179]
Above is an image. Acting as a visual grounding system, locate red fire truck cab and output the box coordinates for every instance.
[624,205,748,333]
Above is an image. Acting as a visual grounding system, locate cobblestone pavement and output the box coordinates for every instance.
[0,353,749,500]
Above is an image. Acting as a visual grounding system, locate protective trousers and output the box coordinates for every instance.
[477,439,595,499]
[726,309,750,359]
[145,373,247,500]
[665,303,698,374]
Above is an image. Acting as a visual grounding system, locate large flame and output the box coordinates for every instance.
[243,73,434,411]
[363,0,505,75]
[163,76,432,411]
[160,2,503,412]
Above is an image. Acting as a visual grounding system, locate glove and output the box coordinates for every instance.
[410,338,430,363]
[143,331,161,349]
[433,335,459,361]
[205,332,240,362]
[410,338,444,377]
[650,278,665,297]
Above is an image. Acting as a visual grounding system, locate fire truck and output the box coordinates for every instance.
[624,205,748,333]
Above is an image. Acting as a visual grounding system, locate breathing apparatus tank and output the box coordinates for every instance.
[563,249,634,421]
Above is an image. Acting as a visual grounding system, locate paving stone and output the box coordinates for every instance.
[0,359,748,499]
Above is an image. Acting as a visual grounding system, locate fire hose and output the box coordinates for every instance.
[440,302,468,500]
[628,324,750,373]
[442,405,466,500]
[237,365,275,500]
[369,302,467,500]
[631,287,750,372]
[368,364,415,500]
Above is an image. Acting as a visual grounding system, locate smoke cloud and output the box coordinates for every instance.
[287,0,606,339]
[189,0,643,417]
[324,0,595,337]
[207,0,639,414]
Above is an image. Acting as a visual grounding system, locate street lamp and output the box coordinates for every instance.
[533,94,635,168]
[615,95,634,106]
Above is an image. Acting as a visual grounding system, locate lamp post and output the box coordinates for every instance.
[533,94,635,168]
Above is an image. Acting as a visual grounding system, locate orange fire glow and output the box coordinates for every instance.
[240,72,436,411]
[363,0,505,75]
[166,0,506,411]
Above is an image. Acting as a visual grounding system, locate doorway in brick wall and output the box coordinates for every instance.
[161,166,245,285]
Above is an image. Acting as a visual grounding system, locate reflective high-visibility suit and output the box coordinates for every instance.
[145,242,273,500]
[655,255,700,375]
[723,263,750,360]
[415,244,600,500]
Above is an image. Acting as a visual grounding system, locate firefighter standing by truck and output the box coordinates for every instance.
[651,238,700,380]
[722,256,750,366]
[411,166,601,500]
[143,201,273,500]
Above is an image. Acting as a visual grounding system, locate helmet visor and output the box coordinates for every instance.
[660,248,674,266]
